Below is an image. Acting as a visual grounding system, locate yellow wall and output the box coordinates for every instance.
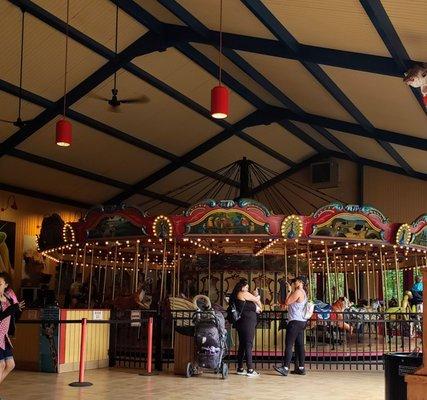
[0,190,83,290]
[363,167,427,222]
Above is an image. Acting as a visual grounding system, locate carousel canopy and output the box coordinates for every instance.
[1,0,427,214]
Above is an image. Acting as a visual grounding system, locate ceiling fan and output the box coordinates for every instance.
[91,5,149,112]
[0,10,33,128]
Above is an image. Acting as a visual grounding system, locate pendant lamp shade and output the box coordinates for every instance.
[56,119,72,147]
[211,85,229,119]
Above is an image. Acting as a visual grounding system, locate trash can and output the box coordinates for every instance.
[174,326,195,375]
[385,352,423,400]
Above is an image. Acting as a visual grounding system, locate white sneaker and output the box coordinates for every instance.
[246,370,260,377]
[236,368,246,375]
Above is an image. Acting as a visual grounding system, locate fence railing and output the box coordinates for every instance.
[169,309,423,370]
[16,309,423,371]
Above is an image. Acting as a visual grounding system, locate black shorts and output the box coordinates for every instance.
[0,343,13,361]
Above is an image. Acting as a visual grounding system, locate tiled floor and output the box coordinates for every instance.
[0,368,384,400]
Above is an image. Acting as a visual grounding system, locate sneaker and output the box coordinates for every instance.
[291,367,306,375]
[236,368,246,375]
[273,365,289,376]
[246,369,260,377]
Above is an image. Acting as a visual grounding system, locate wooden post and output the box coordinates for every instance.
[112,245,118,301]
[284,242,288,281]
[295,240,299,277]
[379,247,386,308]
[344,259,349,300]
[81,244,87,283]
[307,243,312,300]
[87,244,95,309]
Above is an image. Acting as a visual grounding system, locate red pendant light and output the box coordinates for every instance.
[56,0,72,147]
[211,0,229,119]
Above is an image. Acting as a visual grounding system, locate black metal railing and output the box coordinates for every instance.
[168,310,422,370]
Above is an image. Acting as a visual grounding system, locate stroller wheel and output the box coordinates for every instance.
[221,363,228,379]
[185,363,193,378]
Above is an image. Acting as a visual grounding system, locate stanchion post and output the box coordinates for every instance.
[69,318,93,387]
[140,316,159,376]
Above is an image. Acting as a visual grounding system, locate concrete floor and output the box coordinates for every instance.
[0,368,384,400]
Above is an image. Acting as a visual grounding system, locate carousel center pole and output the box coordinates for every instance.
[111,245,118,301]
[284,242,288,282]
[81,243,87,284]
[333,251,339,298]
[365,249,370,305]
[307,243,312,300]
[134,240,140,293]
[393,246,401,304]
[102,252,109,304]
[325,243,332,303]
[352,254,358,305]
[344,259,349,301]
[87,244,95,309]
[208,251,211,299]
[159,240,167,301]
[379,246,387,308]
[72,246,78,282]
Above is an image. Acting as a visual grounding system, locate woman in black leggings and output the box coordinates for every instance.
[230,279,262,377]
[274,276,308,376]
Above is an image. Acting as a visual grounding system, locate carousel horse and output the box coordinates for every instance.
[346,299,382,341]
[385,291,422,341]
[307,297,353,349]
[106,285,151,310]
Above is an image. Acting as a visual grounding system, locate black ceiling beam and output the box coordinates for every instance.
[106,110,269,204]
[8,149,189,208]
[162,24,419,79]
[242,0,414,174]
[259,106,427,151]
[0,30,173,157]
[12,1,289,176]
[158,0,359,160]
[360,0,426,112]
[0,78,238,189]
[16,0,415,79]
[0,182,90,209]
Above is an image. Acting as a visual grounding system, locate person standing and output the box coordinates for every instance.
[0,272,25,385]
[229,279,262,377]
[274,276,308,376]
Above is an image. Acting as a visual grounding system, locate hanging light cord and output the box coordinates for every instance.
[62,0,70,119]
[218,0,223,86]
[113,4,119,91]
[18,9,25,119]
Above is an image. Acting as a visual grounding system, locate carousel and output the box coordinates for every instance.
[34,159,427,360]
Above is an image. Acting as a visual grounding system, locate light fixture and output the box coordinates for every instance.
[56,0,72,147]
[211,0,229,119]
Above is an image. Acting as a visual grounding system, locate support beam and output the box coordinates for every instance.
[163,24,408,78]
[0,182,90,209]
[8,149,189,208]
[241,0,414,173]
[259,106,427,151]
[360,0,426,111]
[0,30,171,157]
[0,78,239,188]
[158,0,331,154]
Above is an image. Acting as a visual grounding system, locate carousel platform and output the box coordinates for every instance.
[0,367,384,400]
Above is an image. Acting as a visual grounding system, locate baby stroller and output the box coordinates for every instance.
[186,295,228,379]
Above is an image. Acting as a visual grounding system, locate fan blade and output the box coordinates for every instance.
[89,93,111,102]
[0,118,14,124]
[120,95,150,104]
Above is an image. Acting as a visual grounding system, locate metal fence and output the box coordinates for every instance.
[166,310,422,371]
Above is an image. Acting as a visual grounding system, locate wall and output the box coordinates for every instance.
[363,167,427,222]
[0,190,82,290]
